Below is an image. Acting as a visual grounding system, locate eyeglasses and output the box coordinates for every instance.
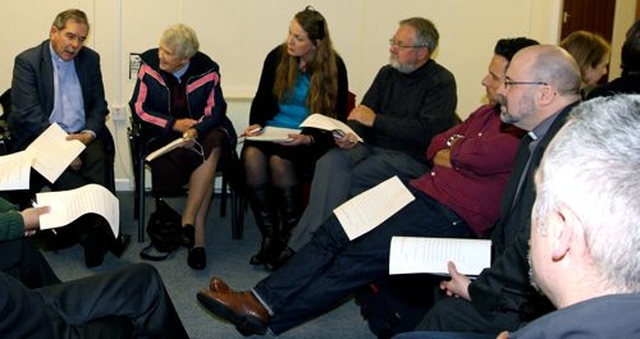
[503,78,549,89]
[389,39,426,50]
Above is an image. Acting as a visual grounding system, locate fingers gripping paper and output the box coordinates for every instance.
[389,237,491,276]
[36,184,120,237]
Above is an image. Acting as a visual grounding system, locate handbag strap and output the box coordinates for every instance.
[139,244,174,261]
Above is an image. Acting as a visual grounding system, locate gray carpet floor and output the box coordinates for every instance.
[42,192,374,339]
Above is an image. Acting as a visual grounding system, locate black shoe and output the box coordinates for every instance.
[267,247,294,270]
[249,250,267,266]
[109,234,131,258]
[84,246,105,268]
[249,237,281,266]
[182,224,195,248]
[188,247,207,270]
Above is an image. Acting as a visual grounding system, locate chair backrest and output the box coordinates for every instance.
[0,89,12,155]
[347,91,356,113]
[0,88,10,116]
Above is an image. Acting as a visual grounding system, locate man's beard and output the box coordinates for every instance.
[389,55,417,74]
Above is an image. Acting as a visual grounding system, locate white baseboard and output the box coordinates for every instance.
[114,177,225,193]
[115,178,133,191]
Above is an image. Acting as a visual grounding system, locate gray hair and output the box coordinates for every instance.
[399,17,439,53]
[535,94,640,293]
[52,8,89,30]
[160,23,199,59]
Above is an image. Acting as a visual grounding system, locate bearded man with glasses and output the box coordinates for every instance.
[280,17,458,265]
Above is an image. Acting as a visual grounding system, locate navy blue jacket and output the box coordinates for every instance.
[9,40,109,151]
[129,48,236,141]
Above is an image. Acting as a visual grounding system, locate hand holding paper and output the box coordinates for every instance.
[145,137,192,162]
[26,123,85,183]
[388,237,491,276]
[245,126,301,142]
[35,184,120,237]
[300,113,363,142]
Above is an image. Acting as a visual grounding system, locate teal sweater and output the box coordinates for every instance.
[0,197,25,241]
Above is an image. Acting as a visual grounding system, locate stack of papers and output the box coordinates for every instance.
[145,137,192,162]
[0,123,85,189]
[237,114,364,144]
[334,176,414,240]
[300,114,363,142]
[389,237,491,276]
[245,126,301,142]
[36,184,120,237]
[0,123,119,237]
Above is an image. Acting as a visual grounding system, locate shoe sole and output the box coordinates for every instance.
[196,291,267,336]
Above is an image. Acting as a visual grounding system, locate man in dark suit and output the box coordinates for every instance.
[0,195,190,339]
[8,8,127,268]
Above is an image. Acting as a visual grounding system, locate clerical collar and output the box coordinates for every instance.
[529,108,565,142]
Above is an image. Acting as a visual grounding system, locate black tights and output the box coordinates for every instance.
[243,145,299,189]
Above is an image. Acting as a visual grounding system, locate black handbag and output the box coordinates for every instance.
[139,199,185,261]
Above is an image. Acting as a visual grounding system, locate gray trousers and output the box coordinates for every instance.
[287,144,428,250]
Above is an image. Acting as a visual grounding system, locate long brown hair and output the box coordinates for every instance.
[273,6,339,118]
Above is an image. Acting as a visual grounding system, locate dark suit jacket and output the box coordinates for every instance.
[9,40,109,151]
[0,272,54,339]
[468,102,580,319]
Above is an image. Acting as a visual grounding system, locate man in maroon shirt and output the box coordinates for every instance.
[196,38,537,336]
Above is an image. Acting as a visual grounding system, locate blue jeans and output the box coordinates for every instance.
[254,187,473,334]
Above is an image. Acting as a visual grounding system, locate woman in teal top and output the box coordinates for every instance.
[242,6,348,268]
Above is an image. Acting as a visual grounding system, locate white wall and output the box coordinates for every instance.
[0,0,635,190]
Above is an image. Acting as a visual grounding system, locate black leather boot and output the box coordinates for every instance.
[247,185,280,265]
[268,185,301,270]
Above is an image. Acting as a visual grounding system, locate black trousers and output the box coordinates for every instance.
[0,239,188,339]
[38,263,189,339]
[0,238,60,288]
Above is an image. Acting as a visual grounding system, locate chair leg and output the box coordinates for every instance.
[220,172,228,217]
[231,189,245,239]
[136,161,146,243]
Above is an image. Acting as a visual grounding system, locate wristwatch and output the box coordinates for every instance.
[446,134,464,148]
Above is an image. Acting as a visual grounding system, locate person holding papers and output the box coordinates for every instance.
[9,9,128,268]
[282,17,458,268]
[129,23,236,270]
[241,6,348,268]
[195,38,536,337]
[395,100,640,339]
[0,196,189,338]
[396,45,582,337]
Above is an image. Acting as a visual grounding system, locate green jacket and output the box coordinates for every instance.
[0,197,25,241]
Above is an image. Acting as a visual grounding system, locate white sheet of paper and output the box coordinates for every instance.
[334,176,414,240]
[36,184,120,237]
[300,113,363,142]
[389,237,491,276]
[145,137,191,162]
[0,151,32,190]
[245,126,301,142]
[26,123,85,183]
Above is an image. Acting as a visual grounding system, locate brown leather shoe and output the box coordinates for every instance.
[209,277,231,294]
[197,289,269,336]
